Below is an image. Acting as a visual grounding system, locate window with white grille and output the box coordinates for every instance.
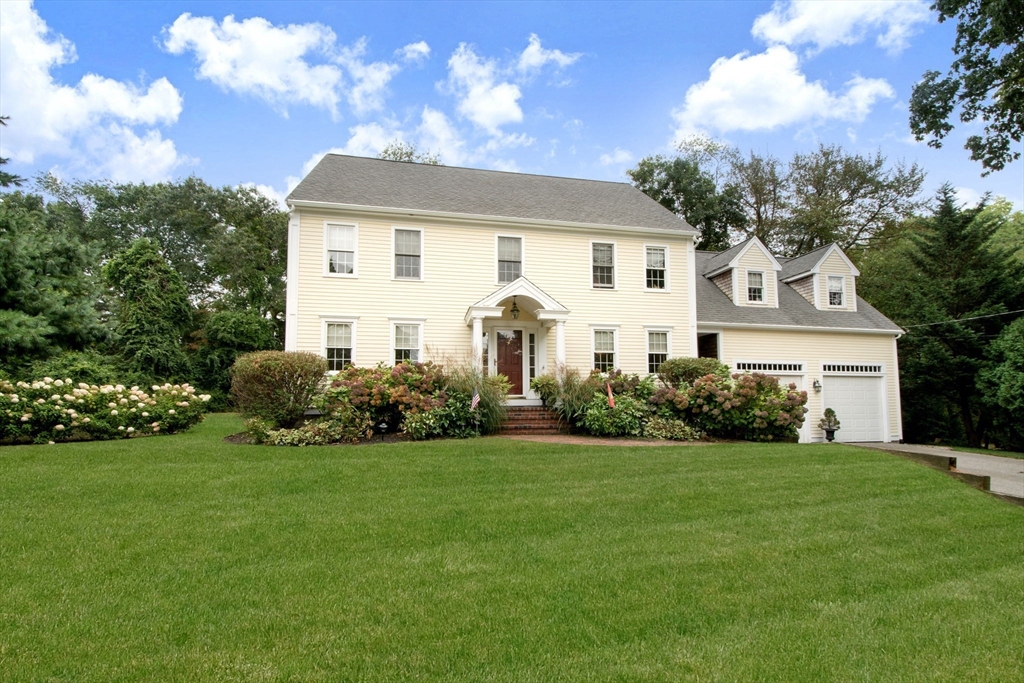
[326,224,356,275]
[736,362,803,373]
[828,275,845,306]
[645,246,666,289]
[325,322,353,371]
[592,243,615,288]
[497,236,522,283]
[394,324,421,363]
[394,229,422,279]
[823,364,882,374]
[747,271,764,302]
[647,331,669,374]
[593,329,616,371]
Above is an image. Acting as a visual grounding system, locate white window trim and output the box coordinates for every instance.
[643,243,670,292]
[322,221,358,278]
[746,269,766,304]
[389,318,425,365]
[590,239,618,290]
[495,233,526,285]
[392,226,425,281]
[589,325,620,371]
[321,317,358,373]
[827,275,846,308]
[644,326,673,374]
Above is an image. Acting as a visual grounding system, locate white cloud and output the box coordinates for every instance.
[0,0,187,181]
[416,107,467,165]
[563,118,584,138]
[599,148,634,166]
[671,46,893,140]
[517,33,581,75]
[444,43,524,134]
[336,38,400,115]
[954,186,983,207]
[163,13,343,117]
[398,40,430,63]
[752,0,931,55]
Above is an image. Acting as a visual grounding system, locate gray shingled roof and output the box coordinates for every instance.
[778,243,834,281]
[695,251,902,332]
[288,154,696,233]
[701,238,751,275]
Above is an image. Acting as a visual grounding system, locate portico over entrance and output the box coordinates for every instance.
[465,278,569,399]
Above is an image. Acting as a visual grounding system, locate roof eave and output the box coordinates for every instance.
[287,199,699,237]
[696,321,903,335]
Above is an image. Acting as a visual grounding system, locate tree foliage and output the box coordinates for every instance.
[0,116,26,189]
[377,141,442,165]
[859,184,1024,447]
[909,0,1024,173]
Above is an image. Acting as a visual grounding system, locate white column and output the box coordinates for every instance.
[471,316,484,372]
[555,319,566,368]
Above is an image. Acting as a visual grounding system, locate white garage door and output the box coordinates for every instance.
[823,376,884,442]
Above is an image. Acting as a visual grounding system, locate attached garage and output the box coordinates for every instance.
[821,366,886,442]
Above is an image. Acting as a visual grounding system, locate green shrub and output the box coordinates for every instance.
[657,357,730,388]
[530,373,559,406]
[403,391,481,440]
[230,351,327,428]
[0,378,210,444]
[27,351,125,387]
[193,310,279,396]
[442,363,509,435]
[642,416,704,441]
[581,393,650,437]
[317,362,445,433]
[264,410,374,447]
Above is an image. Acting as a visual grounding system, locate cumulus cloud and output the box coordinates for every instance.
[336,38,401,115]
[417,107,467,165]
[599,148,634,166]
[517,33,581,75]
[671,46,893,140]
[444,43,524,134]
[752,0,931,55]
[0,0,186,181]
[398,40,430,63]
[163,13,343,116]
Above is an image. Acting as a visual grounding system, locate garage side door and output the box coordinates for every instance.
[823,375,883,442]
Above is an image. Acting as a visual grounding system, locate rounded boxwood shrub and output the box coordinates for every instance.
[230,351,328,428]
[657,357,730,388]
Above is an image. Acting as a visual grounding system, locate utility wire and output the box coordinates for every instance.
[900,308,1024,329]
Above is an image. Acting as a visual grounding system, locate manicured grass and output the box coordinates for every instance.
[2,414,1022,682]
[952,445,1024,460]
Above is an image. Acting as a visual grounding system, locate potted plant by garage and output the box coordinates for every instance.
[819,408,840,442]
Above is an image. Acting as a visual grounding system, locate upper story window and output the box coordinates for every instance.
[645,246,667,290]
[593,329,617,371]
[325,322,353,371]
[497,236,523,283]
[592,242,615,289]
[325,224,356,276]
[828,275,845,307]
[747,271,764,302]
[394,228,422,280]
[393,323,421,363]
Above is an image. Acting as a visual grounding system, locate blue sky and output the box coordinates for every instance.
[1,0,1021,211]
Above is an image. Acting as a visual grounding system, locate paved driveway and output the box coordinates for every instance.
[857,442,1024,499]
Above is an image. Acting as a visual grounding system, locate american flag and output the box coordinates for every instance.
[471,390,480,411]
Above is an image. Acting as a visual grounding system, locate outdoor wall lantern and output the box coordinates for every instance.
[510,296,520,320]
[812,379,822,392]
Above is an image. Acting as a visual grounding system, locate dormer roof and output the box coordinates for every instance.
[701,237,783,278]
[780,242,860,282]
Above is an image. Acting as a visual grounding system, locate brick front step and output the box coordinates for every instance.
[500,406,566,435]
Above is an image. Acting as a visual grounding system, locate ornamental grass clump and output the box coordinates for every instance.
[0,378,210,444]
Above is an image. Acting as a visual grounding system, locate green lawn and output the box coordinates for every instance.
[2,414,1022,682]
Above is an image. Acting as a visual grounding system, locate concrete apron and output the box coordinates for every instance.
[856,442,1024,500]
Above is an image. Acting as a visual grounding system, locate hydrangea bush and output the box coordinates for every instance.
[1,378,211,445]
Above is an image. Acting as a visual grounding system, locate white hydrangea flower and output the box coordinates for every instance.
[54,424,64,431]
[126,427,134,433]
[118,426,125,431]
[20,415,30,422]
[142,412,149,417]
[110,410,118,416]
[108,402,117,408]
[82,417,90,424]
[119,398,128,405]
[168,409,176,415]
[79,383,89,390]
[54,379,64,387]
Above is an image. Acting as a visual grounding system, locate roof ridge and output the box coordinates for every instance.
[322,153,636,188]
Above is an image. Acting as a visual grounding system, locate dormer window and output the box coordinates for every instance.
[747,271,764,303]
[828,275,845,307]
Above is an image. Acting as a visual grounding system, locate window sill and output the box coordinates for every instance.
[323,273,358,279]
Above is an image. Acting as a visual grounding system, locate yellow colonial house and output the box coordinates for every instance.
[285,154,902,443]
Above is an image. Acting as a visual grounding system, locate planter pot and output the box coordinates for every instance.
[825,429,836,442]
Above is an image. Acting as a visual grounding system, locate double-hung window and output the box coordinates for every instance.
[645,246,667,289]
[497,236,522,283]
[393,324,421,363]
[647,331,669,374]
[325,322,353,371]
[325,224,356,275]
[828,275,845,306]
[394,229,422,279]
[592,242,615,288]
[747,271,764,302]
[593,329,617,372]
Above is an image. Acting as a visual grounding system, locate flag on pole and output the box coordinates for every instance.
[606,381,615,408]
[471,390,480,411]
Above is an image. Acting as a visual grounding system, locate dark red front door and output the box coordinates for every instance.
[496,330,524,395]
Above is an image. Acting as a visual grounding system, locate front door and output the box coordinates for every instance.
[496,329,524,395]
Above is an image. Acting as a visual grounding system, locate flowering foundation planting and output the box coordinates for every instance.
[1,378,211,445]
